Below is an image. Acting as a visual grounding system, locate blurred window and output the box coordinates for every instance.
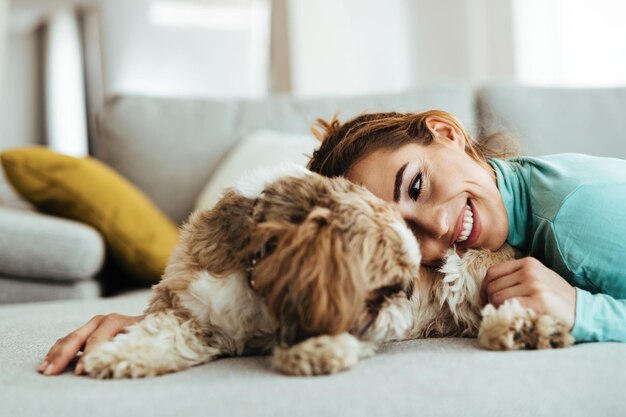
[102,0,270,98]
[513,0,626,87]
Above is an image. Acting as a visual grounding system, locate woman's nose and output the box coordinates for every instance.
[401,205,450,240]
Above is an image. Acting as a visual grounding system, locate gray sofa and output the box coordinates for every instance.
[1,83,625,416]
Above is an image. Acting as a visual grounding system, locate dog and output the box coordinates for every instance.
[83,164,574,378]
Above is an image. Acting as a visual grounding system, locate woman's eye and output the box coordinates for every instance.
[408,173,422,201]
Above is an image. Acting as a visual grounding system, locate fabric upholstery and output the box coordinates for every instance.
[1,147,178,284]
[0,165,33,210]
[0,274,100,304]
[0,207,104,281]
[96,85,475,224]
[194,130,319,210]
[0,290,624,417]
[476,83,626,158]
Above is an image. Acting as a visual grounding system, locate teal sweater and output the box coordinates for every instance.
[489,154,626,342]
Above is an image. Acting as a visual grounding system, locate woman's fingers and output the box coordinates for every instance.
[39,313,144,376]
[39,314,106,376]
[480,258,525,304]
[75,314,144,375]
[483,272,523,305]
[488,281,533,307]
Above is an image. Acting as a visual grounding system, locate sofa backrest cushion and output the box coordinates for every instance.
[95,85,474,224]
[477,84,626,159]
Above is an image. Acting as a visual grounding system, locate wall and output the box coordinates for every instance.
[0,0,519,151]
[407,0,515,86]
[99,0,270,98]
[286,0,516,98]
[0,0,271,153]
[287,0,414,97]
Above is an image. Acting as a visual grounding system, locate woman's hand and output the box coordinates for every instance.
[480,257,576,330]
[38,313,144,376]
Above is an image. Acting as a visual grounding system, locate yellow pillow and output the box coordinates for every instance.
[0,147,178,284]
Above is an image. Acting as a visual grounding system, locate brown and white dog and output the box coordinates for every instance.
[83,164,574,378]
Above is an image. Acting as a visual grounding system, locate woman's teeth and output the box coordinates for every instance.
[456,205,473,243]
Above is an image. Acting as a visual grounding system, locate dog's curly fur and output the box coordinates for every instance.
[83,165,573,379]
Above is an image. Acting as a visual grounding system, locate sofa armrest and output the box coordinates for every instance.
[0,207,105,281]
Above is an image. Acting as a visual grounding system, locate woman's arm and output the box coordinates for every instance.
[39,313,145,376]
[571,289,626,342]
[480,257,626,342]
[480,257,576,330]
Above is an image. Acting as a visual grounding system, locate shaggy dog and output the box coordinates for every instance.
[83,165,574,378]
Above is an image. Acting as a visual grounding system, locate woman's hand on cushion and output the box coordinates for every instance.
[38,313,145,376]
[480,257,576,330]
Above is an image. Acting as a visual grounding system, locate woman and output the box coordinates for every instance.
[39,110,626,376]
[307,110,625,344]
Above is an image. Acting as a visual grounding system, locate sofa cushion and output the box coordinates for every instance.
[194,130,319,210]
[0,165,34,210]
[1,290,625,417]
[0,207,104,281]
[0,147,178,284]
[96,85,475,224]
[0,274,100,304]
[477,83,626,158]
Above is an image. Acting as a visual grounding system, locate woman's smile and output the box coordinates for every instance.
[347,131,508,265]
[453,198,481,248]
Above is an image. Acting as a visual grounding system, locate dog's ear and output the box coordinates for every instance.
[181,189,256,275]
[251,207,366,344]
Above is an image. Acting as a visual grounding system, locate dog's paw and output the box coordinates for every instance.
[83,342,148,379]
[478,300,574,350]
[82,340,162,379]
[478,300,536,350]
[271,333,376,376]
[534,314,575,349]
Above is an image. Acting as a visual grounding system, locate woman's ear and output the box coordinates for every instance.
[425,116,466,150]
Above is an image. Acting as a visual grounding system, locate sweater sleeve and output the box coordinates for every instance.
[572,288,626,342]
[549,182,626,343]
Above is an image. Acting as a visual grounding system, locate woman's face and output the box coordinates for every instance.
[346,119,509,266]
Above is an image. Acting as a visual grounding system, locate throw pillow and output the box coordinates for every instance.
[0,147,178,284]
[195,130,319,210]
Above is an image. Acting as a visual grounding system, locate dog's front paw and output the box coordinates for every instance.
[271,333,376,376]
[478,300,574,350]
[83,340,160,379]
[478,300,537,350]
[534,314,575,349]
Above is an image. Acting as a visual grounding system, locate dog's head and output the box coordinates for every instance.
[184,166,421,346]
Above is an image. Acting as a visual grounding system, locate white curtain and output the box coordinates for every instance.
[44,7,88,157]
[0,0,9,104]
[513,0,626,86]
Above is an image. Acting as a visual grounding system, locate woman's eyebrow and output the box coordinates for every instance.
[393,162,408,202]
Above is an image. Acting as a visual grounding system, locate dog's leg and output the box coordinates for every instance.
[478,300,574,350]
[83,310,220,378]
[271,333,377,376]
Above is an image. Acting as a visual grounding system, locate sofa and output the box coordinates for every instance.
[1,83,625,416]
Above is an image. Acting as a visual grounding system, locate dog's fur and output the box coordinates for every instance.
[83,166,574,378]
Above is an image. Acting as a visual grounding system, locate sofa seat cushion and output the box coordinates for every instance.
[1,290,624,417]
[0,147,178,284]
[0,207,104,281]
[0,274,100,304]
